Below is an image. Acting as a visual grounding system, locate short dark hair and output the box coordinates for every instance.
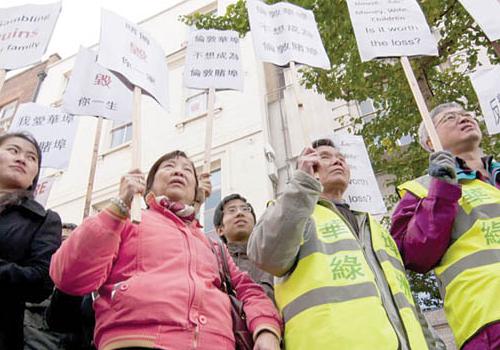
[213,193,256,230]
[145,150,199,202]
[0,131,42,192]
[312,138,335,149]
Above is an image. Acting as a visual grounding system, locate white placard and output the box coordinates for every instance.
[459,0,500,41]
[184,29,243,91]
[63,47,132,123]
[9,103,78,169]
[34,175,56,207]
[331,134,387,214]
[0,2,61,70]
[346,0,438,62]
[246,0,331,69]
[470,66,500,135]
[97,9,168,109]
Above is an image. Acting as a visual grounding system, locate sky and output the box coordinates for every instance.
[2,0,181,61]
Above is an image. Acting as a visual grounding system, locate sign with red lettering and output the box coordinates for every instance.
[34,176,56,207]
[97,9,168,109]
[63,47,132,122]
[0,2,61,69]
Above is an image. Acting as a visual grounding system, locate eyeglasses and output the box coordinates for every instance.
[435,111,476,127]
[224,205,252,215]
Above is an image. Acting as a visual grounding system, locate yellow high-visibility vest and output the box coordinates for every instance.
[274,203,429,350]
[398,176,500,348]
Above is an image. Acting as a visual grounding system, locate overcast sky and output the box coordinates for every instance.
[2,0,181,60]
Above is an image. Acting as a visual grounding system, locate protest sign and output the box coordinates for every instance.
[0,2,61,70]
[470,66,500,135]
[63,47,133,123]
[331,134,387,214]
[98,9,168,109]
[34,175,57,207]
[9,103,78,169]
[346,0,438,62]
[246,0,330,69]
[459,0,500,42]
[184,29,243,91]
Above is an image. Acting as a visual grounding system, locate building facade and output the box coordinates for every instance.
[35,0,361,231]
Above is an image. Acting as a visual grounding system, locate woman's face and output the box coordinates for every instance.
[0,137,39,191]
[150,156,197,205]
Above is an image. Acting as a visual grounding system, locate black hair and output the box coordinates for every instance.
[213,193,256,242]
[0,131,42,192]
[311,138,335,149]
[145,150,199,203]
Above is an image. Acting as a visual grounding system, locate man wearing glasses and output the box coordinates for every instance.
[213,194,274,300]
[248,139,443,350]
[392,102,500,350]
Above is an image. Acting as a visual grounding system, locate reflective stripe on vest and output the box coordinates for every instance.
[274,204,428,350]
[398,176,500,348]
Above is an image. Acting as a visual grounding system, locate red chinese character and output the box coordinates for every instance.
[94,74,112,88]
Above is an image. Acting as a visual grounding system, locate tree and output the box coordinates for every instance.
[182,0,499,308]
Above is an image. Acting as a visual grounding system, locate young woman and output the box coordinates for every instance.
[0,132,62,350]
[50,150,281,350]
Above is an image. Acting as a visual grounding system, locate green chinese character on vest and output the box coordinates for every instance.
[482,221,500,245]
[318,219,350,242]
[330,255,364,280]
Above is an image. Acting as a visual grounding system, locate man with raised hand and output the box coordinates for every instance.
[249,138,443,350]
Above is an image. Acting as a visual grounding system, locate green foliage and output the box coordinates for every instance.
[181,0,499,202]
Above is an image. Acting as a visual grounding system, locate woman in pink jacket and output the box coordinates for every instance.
[50,150,281,350]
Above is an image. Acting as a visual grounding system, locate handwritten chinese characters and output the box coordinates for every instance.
[246,0,330,69]
[184,29,243,91]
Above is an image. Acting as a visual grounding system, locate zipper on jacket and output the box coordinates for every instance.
[358,214,410,350]
[323,201,408,350]
[192,323,199,349]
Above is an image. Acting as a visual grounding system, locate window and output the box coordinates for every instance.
[0,100,19,131]
[202,168,221,234]
[110,120,132,148]
[358,99,376,118]
[185,90,209,118]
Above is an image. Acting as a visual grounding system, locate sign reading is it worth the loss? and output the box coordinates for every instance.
[331,134,387,215]
[0,2,61,70]
[246,0,331,69]
[184,29,243,91]
[346,0,438,62]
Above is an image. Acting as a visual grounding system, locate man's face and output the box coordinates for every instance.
[433,107,482,152]
[217,199,255,243]
[316,145,350,194]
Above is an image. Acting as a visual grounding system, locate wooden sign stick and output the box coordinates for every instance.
[290,61,312,147]
[0,69,6,94]
[400,56,443,151]
[203,87,216,174]
[83,116,103,218]
[130,86,143,223]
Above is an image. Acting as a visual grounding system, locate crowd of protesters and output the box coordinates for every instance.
[0,101,498,350]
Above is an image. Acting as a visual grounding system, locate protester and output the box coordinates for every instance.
[248,138,444,350]
[0,132,62,350]
[50,150,281,350]
[214,194,274,300]
[392,102,500,350]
